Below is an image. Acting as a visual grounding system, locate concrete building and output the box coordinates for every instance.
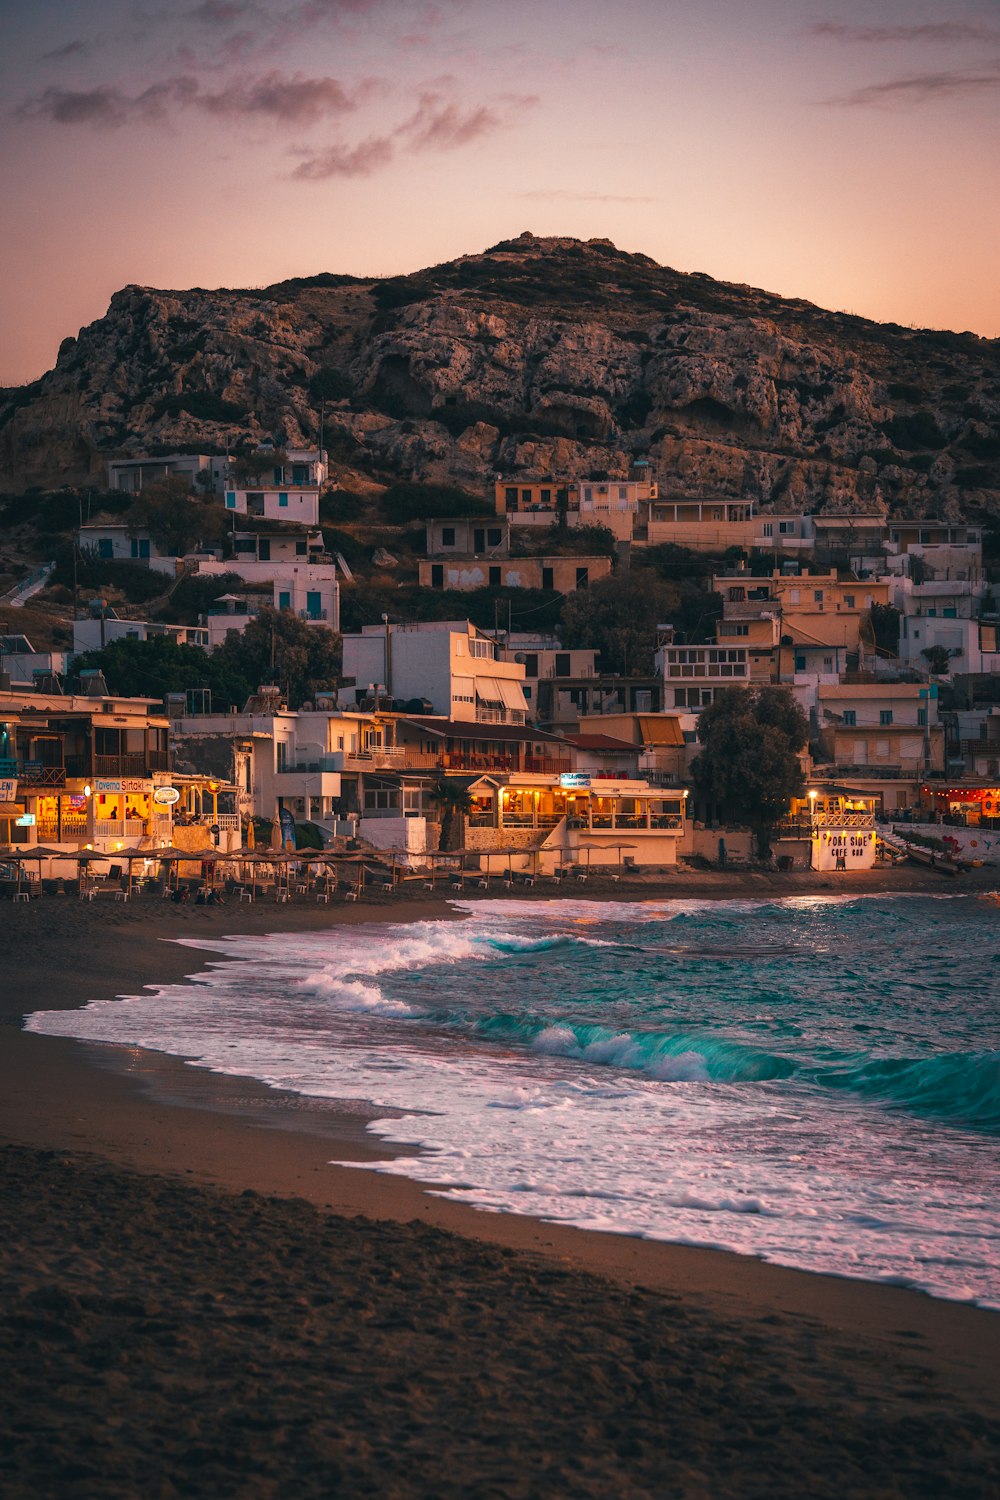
[77,523,181,576]
[494,472,654,542]
[339,621,529,725]
[73,616,210,654]
[0,684,175,852]
[107,453,230,495]
[419,555,610,592]
[425,518,510,556]
[815,681,945,784]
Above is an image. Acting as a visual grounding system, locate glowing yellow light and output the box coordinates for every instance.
[83,784,92,797]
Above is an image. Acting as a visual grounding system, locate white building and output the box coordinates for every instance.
[73,616,210,654]
[340,620,529,723]
[656,642,751,711]
[77,524,180,576]
[194,558,340,632]
[222,447,326,527]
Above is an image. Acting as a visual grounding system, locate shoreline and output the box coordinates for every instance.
[3,872,1000,1494]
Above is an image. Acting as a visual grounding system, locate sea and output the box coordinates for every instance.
[26,892,1000,1307]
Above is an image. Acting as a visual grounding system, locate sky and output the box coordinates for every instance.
[2,0,999,384]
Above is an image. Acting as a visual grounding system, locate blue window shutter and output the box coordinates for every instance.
[279,591,291,610]
[279,492,289,508]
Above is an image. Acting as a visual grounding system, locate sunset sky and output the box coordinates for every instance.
[2,0,999,384]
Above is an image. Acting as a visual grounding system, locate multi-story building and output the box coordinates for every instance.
[494,472,654,542]
[0,683,175,851]
[504,637,599,718]
[339,620,530,725]
[814,681,945,805]
[534,673,663,733]
[222,446,326,526]
[107,452,230,495]
[656,642,751,711]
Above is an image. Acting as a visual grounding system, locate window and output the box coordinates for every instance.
[278,591,291,610]
[473,530,485,552]
[295,541,307,555]
[823,656,833,670]
[843,594,855,609]
[555,653,571,677]
[489,566,501,587]
[292,464,308,485]
[842,710,856,727]
[794,655,806,672]
[762,523,773,538]
[98,539,114,558]
[814,590,824,603]
[431,564,444,588]
[442,527,456,547]
[258,540,270,561]
[779,521,794,535]
[917,708,927,726]
[276,743,288,772]
[944,608,957,619]
[541,567,554,590]
[723,623,749,637]
[225,492,237,509]
[523,654,538,677]
[278,492,289,508]
[575,567,589,589]
[521,489,531,505]
[540,489,551,505]
[487,528,502,546]
[505,487,518,509]
[880,710,894,726]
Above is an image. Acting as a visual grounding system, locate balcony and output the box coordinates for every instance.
[1,760,66,787]
[93,752,170,776]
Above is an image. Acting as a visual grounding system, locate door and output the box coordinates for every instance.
[306,591,322,619]
[258,540,271,561]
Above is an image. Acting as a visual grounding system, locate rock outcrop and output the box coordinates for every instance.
[2,234,998,520]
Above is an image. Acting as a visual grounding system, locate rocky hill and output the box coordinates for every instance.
[2,233,999,521]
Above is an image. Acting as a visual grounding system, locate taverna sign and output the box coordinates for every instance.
[153,786,180,806]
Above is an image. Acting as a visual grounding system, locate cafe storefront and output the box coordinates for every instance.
[467,773,689,869]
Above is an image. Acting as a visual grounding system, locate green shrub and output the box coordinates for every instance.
[380,481,490,525]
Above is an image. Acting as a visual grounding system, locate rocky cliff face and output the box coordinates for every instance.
[2,234,999,520]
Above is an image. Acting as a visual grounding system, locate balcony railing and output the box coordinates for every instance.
[92,752,170,776]
[1,761,66,787]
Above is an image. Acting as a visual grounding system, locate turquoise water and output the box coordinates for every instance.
[27,892,1000,1305]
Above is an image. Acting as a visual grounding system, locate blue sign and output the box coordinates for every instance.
[278,806,296,850]
[560,772,592,789]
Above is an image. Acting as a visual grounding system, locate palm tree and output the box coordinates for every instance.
[428,777,473,851]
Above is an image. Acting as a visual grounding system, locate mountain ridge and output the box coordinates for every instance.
[2,233,998,522]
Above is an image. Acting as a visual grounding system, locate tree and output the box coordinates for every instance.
[427,778,473,851]
[690,686,808,859]
[559,573,682,675]
[921,645,951,676]
[214,607,340,708]
[72,634,252,708]
[127,477,227,556]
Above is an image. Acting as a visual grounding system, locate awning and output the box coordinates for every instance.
[497,679,528,711]
[0,804,23,816]
[476,679,504,705]
[637,715,684,747]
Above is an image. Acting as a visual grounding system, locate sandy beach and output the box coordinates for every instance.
[2,867,999,1497]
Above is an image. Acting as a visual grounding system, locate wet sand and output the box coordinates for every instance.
[2,872,999,1497]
